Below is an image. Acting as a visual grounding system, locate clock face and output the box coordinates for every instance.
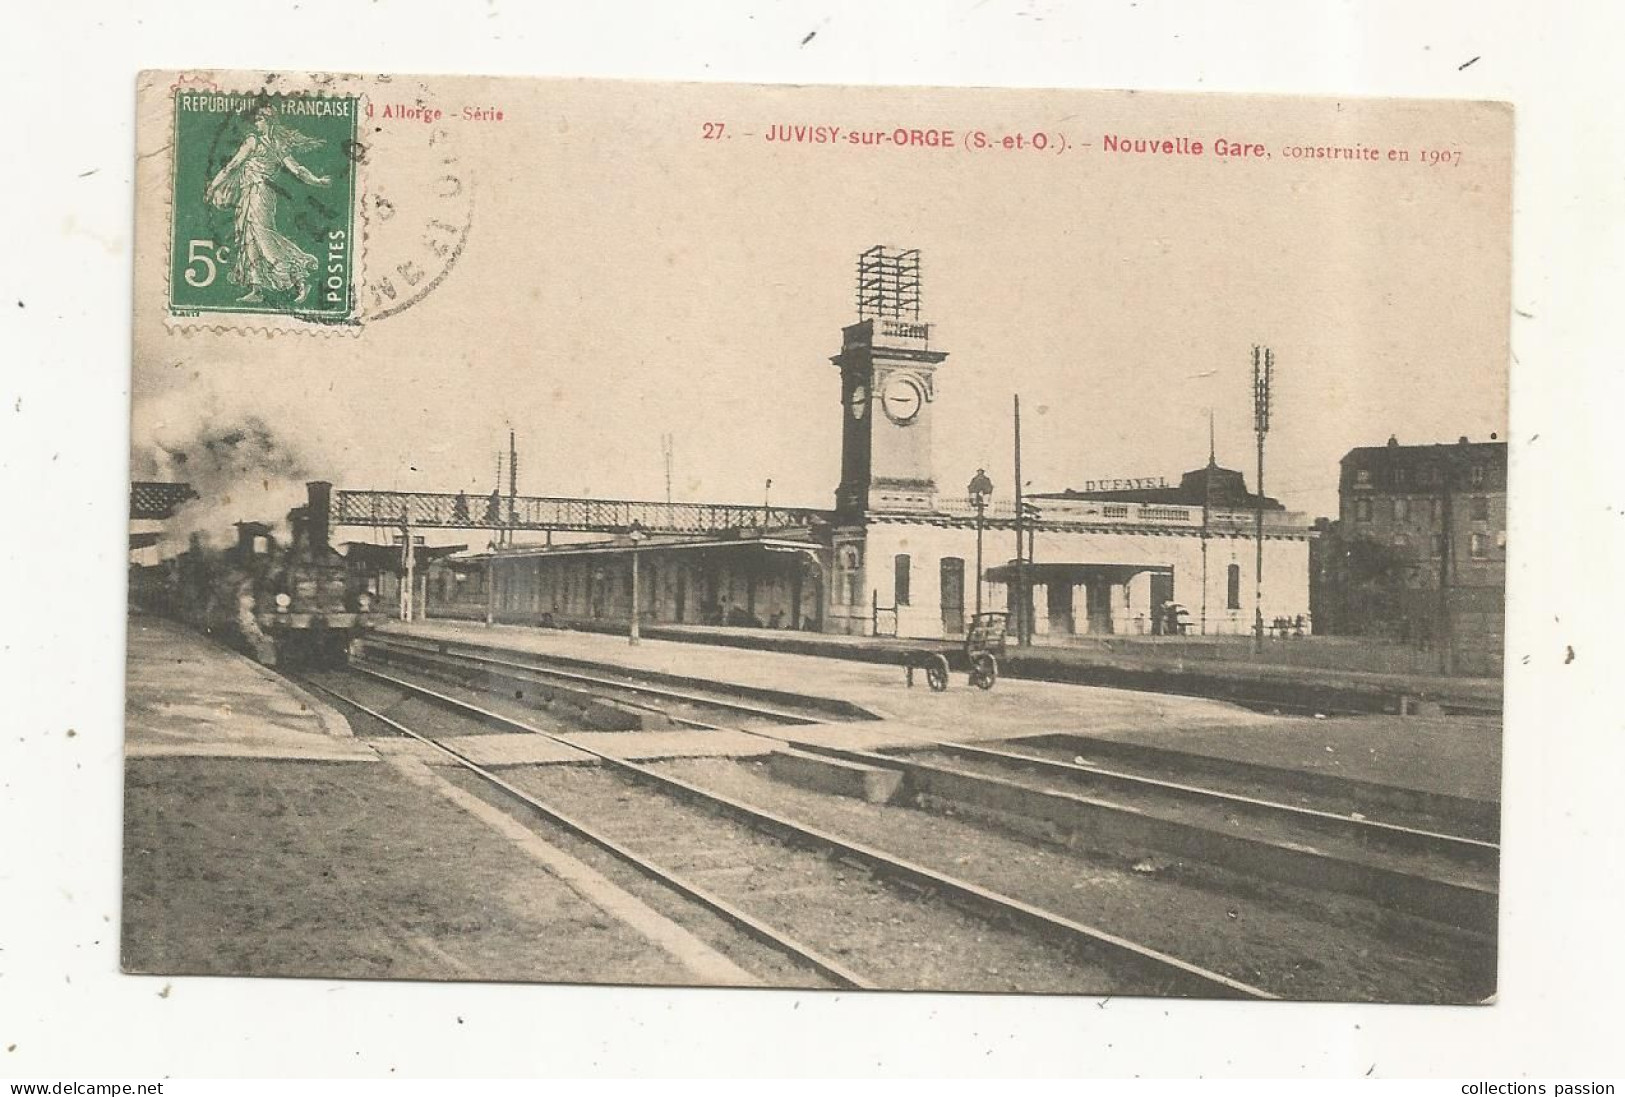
[881,374,925,424]
[847,384,869,420]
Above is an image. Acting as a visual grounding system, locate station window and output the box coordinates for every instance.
[1354,498,1372,522]
[1226,564,1241,610]
[940,558,965,612]
[1431,534,1445,557]
[1393,497,1409,522]
[894,554,912,606]
[1469,465,1486,488]
[1355,469,1371,486]
[1431,498,1443,523]
[1392,467,1407,489]
[1470,496,1490,521]
[1470,532,1488,559]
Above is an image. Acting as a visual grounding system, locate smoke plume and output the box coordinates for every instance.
[133,404,316,557]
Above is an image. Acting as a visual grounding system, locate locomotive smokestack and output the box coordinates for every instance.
[306,481,332,553]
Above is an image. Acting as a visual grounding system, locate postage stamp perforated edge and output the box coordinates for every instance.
[156,72,366,338]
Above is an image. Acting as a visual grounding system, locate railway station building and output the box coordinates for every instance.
[428,249,1316,641]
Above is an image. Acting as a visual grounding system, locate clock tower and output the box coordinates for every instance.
[832,246,949,515]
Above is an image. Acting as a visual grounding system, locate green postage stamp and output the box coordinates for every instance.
[167,90,360,324]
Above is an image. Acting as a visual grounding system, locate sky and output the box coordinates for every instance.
[131,76,1511,549]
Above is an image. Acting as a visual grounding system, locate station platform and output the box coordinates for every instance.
[125,615,372,762]
[435,613,1502,713]
[381,619,1279,741]
[120,615,764,985]
[379,619,1502,802]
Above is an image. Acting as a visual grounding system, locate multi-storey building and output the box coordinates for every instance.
[1312,435,1507,673]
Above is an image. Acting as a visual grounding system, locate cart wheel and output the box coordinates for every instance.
[925,654,950,692]
[969,652,998,690]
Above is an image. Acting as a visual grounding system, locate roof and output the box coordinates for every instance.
[1341,436,1507,464]
[342,541,469,569]
[481,532,823,563]
[1033,463,1284,511]
[1339,437,1507,493]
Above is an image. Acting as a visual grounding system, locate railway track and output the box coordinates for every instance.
[330,639,1496,996]
[357,634,849,728]
[357,638,1498,928]
[1005,732,1500,840]
[820,741,1500,933]
[302,676,863,989]
[312,660,1274,999]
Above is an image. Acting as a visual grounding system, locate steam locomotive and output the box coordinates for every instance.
[137,480,379,667]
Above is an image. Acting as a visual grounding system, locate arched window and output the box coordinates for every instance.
[1227,563,1242,610]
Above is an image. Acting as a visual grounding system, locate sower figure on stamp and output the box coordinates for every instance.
[205,105,331,305]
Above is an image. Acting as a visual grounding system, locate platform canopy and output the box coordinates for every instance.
[983,561,1172,584]
[343,541,469,572]
[129,481,197,520]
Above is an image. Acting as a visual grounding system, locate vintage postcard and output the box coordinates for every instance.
[126,70,1510,1001]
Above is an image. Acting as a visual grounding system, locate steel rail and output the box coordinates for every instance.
[899,741,1499,866]
[777,739,1499,933]
[346,662,1276,999]
[303,678,872,991]
[364,636,823,725]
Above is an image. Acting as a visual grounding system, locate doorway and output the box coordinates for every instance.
[1047,580,1075,636]
[1150,570,1174,634]
[940,557,965,635]
[1086,582,1114,635]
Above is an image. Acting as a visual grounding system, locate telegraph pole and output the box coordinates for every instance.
[1252,346,1274,653]
[1201,409,1215,636]
[661,432,675,528]
[1436,446,1455,675]
[507,429,518,547]
[1013,394,1028,646]
[401,513,415,622]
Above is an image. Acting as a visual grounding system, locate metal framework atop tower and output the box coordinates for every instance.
[856,246,922,320]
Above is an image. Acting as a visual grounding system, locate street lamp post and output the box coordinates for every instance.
[627,520,646,645]
[968,468,994,620]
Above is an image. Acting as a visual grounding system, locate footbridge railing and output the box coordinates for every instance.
[333,489,831,536]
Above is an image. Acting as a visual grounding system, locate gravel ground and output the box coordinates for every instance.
[356,646,797,730]
[305,667,578,736]
[653,757,1497,1003]
[501,763,1143,996]
[122,757,699,986]
[438,766,833,989]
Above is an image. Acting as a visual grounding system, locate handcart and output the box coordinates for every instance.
[903,611,1007,692]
